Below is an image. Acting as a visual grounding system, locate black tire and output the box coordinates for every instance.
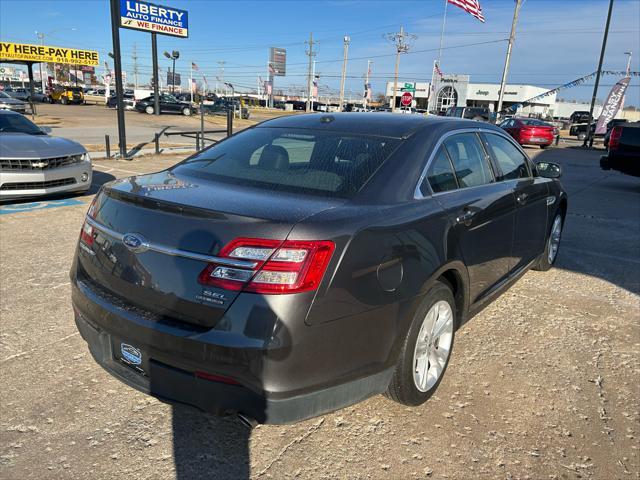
[182,107,192,116]
[533,212,563,271]
[61,97,68,105]
[540,144,549,149]
[577,132,587,141]
[385,281,456,406]
[145,105,154,115]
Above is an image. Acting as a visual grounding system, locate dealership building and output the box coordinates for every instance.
[386,74,557,116]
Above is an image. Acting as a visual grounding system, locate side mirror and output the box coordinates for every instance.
[40,126,52,134]
[536,161,562,179]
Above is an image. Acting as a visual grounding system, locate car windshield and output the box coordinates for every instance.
[172,127,400,198]
[0,113,45,135]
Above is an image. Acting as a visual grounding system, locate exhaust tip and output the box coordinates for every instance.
[237,413,258,429]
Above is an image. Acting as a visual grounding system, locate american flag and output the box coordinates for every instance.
[434,62,443,77]
[191,62,199,71]
[448,0,485,23]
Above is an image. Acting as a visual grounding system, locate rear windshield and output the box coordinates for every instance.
[172,127,400,198]
[520,119,549,126]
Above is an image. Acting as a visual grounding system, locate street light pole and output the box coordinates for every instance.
[584,0,615,147]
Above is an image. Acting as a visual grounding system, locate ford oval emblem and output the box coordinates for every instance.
[122,233,148,253]
[120,343,142,365]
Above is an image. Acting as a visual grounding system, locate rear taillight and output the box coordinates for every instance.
[609,126,623,151]
[80,221,95,246]
[198,238,335,294]
[79,194,100,246]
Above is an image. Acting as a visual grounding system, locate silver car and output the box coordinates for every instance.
[0,91,27,114]
[0,110,92,201]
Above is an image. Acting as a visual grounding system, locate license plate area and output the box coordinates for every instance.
[112,338,149,376]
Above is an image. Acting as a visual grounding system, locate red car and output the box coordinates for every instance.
[499,118,556,149]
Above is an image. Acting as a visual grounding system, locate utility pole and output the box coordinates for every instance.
[311,60,317,111]
[338,35,350,111]
[305,32,316,112]
[496,0,522,120]
[363,60,371,111]
[36,32,45,93]
[218,61,226,96]
[585,0,615,147]
[132,42,139,90]
[385,26,414,113]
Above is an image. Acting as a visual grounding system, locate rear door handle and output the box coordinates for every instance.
[456,210,476,226]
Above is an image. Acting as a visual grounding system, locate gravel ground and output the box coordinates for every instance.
[0,146,638,480]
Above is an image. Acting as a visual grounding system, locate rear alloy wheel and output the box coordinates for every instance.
[386,281,455,406]
[533,213,563,271]
[145,105,154,115]
[61,97,68,105]
[182,107,192,116]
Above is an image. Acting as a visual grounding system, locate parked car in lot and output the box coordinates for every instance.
[200,98,250,119]
[0,110,92,200]
[569,111,591,124]
[49,86,84,105]
[106,93,136,110]
[499,117,556,148]
[4,87,30,101]
[135,93,195,115]
[445,106,491,121]
[0,91,27,114]
[569,122,596,141]
[600,122,640,177]
[603,118,627,148]
[72,114,566,424]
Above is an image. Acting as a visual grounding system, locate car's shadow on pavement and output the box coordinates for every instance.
[87,170,117,195]
[172,406,251,480]
[533,147,640,295]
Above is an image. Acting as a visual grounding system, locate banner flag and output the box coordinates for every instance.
[595,77,630,134]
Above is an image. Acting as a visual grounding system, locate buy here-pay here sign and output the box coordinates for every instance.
[0,42,99,66]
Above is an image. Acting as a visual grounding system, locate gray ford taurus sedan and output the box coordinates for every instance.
[0,110,92,200]
[71,113,566,424]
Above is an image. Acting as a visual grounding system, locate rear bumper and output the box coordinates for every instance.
[519,135,553,145]
[71,276,396,424]
[600,153,640,177]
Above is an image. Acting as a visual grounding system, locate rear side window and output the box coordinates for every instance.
[443,133,493,188]
[484,134,530,180]
[173,127,400,198]
[422,147,458,194]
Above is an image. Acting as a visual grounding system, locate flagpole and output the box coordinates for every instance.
[430,0,448,113]
[437,0,448,68]
[496,0,522,120]
[190,63,193,103]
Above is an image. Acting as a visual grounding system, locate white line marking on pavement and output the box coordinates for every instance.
[93,163,145,175]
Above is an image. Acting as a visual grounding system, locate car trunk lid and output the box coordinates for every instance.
[77,170,342,329]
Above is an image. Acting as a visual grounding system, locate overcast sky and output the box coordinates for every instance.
[1,0,638,104]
